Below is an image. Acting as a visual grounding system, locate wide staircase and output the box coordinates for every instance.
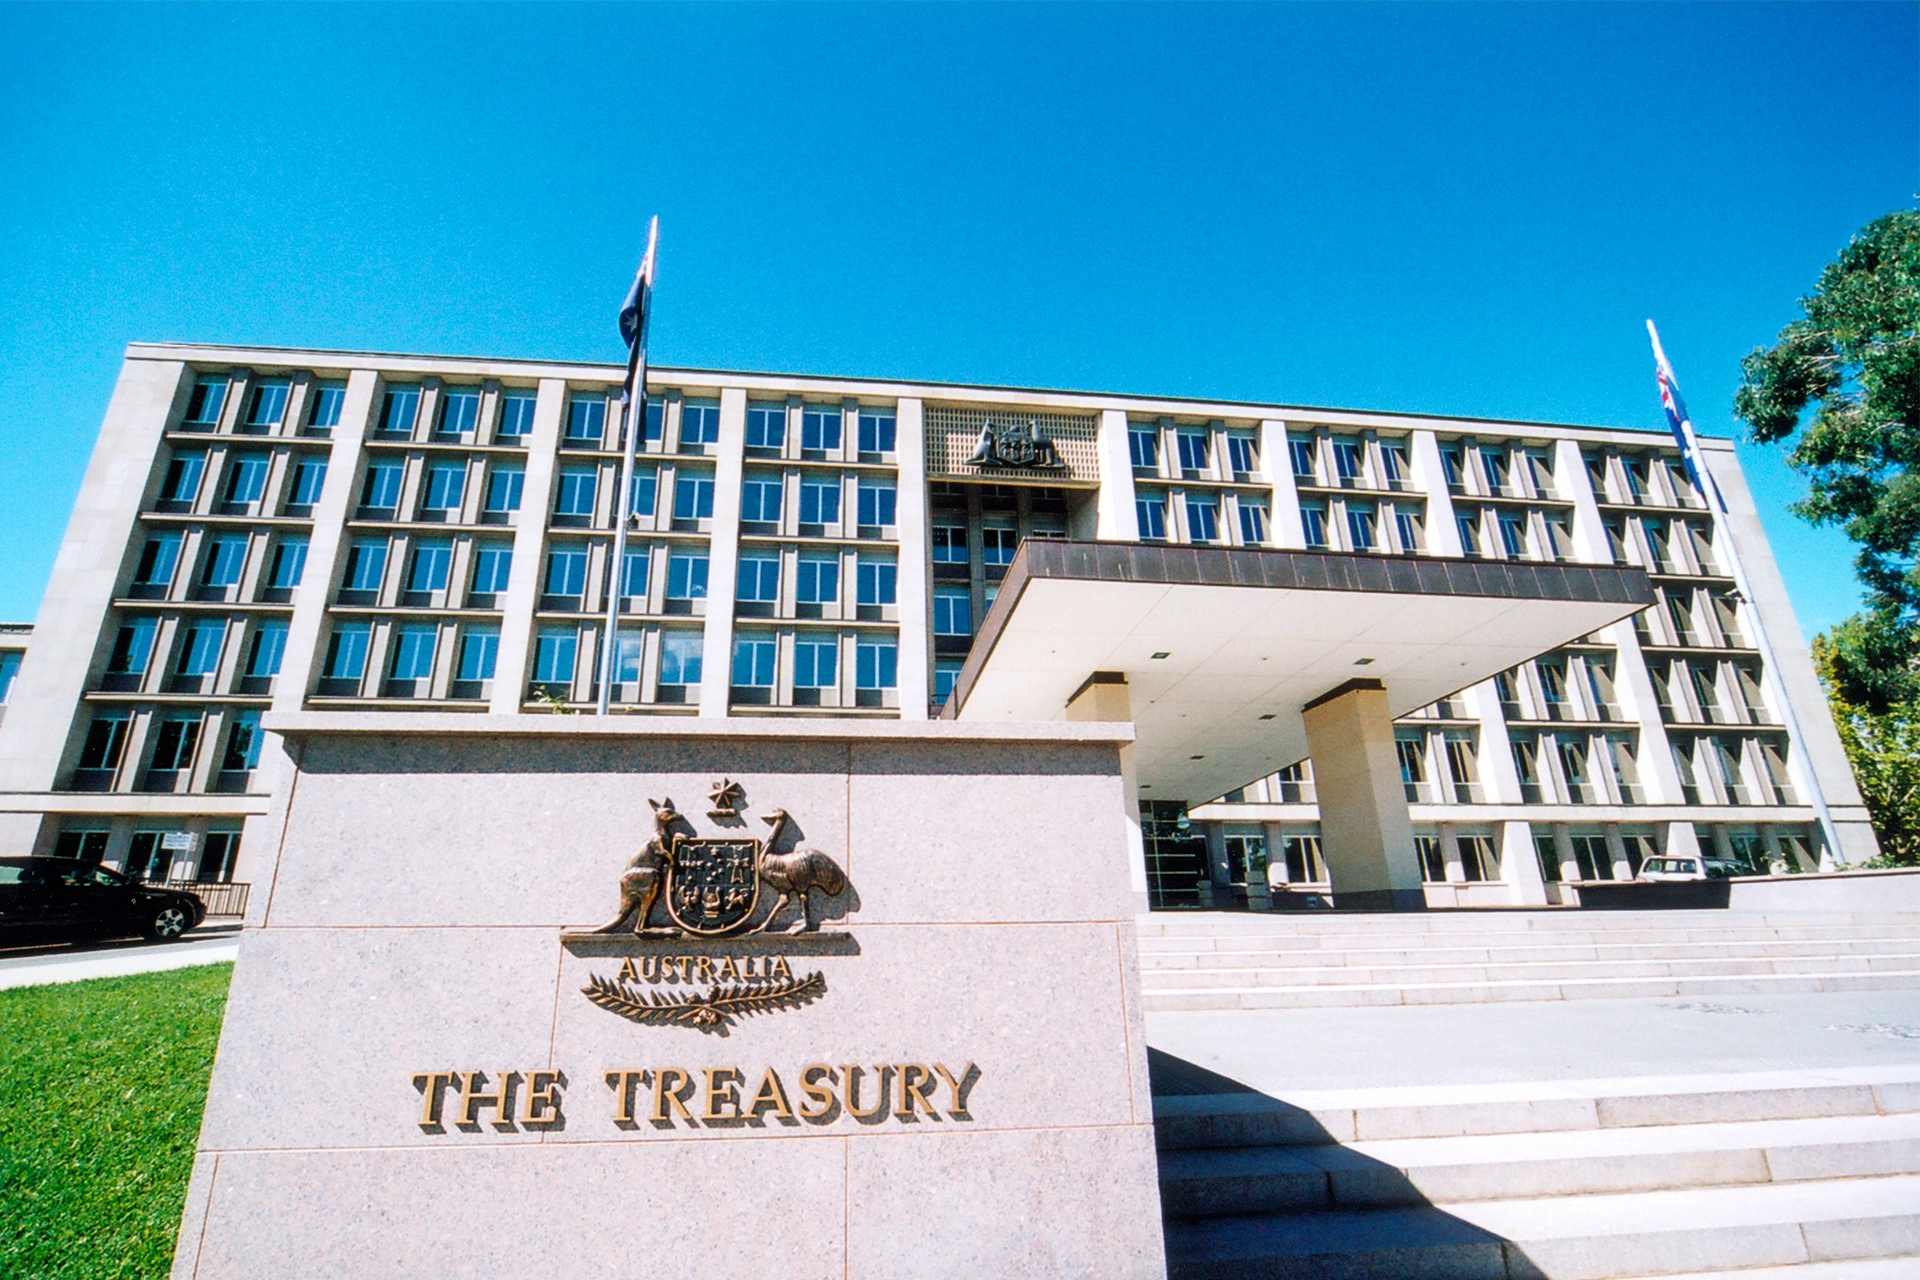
[1156,1064,1920,1279]
[1140,909,1920,1011]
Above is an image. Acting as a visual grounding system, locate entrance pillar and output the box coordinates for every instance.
[1066,671,1148,911]
[1302,678,1426,911]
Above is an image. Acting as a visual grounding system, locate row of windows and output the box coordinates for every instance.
[74,706,265,787]
[1128,426,1260,479]
[182,377,345,434]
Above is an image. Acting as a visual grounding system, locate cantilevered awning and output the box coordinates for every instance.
[943,541,1655,804]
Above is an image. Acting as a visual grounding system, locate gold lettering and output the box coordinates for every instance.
[694,956,714,984]
[652,1068,695,1123]
[605,1070,646,1125]
[617,958,638,983]
[703,1067,743,1121]
[640,955,660,981]
[773,956,794,980]
[413,1071,455,1129]
[748,1068,794,1120]
[457,1070,515,1128]
[843,1065,891,1121]
[798,1065,837,1120]
[742,955,761,979]
[522,1070,562,1127]
[897,1064,938,1119]
[718,956,740,982]
[934,1063,981,1119]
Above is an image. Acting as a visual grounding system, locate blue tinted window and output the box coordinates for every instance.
[741,475,782,523]
[222,710,263,771]
[184,379,227,425]
[225,454,269,504]
[1136,498,1167,540]
[659,632,702,685]
[802,407,841,451]
[856,640,897,689]
[201,534,249,586]
[673,475,714,520]
[628,466,658,517]
[107,618,157,674]
[409,542,452,592]
[178,620,227,675]
[666,553,708,600]
[135,534,182,586]
[378,386,421,434]
[390,625,437,679]
[289,458,328,505]
[858,482,895,528]
[485,465,523,512]
[794,639,837,688]
[566,397,606,443]
[934,589,971,637]
[498,392,537,438]
[857,411,896,454]
[681,402,720,445]
[269,537,307,588]
[423,463,465,510]
[247,621,288,677]
[307,382,345,428]
[546,548,587,596]
[746,404,786,449]
[472,545,513,593]
[555,469,597,516]
[737,555,780,603]
[246,381,289,427]
[799,479,839,525]
[857,560,896,606]
[362,461,403,509]
[0,651,16,704]
[345,540,387,591]
[620,549,649,597]
[731,634,775,687]
[797,556,838,604]
[458,629,498,681]
[439,388,480,434]
[534,630,576,682]
[163,453,205,504]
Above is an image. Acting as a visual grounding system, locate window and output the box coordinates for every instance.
[184,378,227,426]
[982,528,1018,565]
[247,620,287,677]
[934,659,963,704]
[269,536,307,589]
[1136,497,1168,540]
[1226,434,1258,476]
[1481,449,1512,495]
[856,639,898,689]
[238,380,286,428]
[1346,504,1377,552]
[1380,441,1409,486]
[1559,735,1596,803]
[667,552,708,600]
[221,710,263,773]
[458,628,499,681]
[1511,737,1542,802]
[565,396,606,444]
[794,638,837,688]
[224,453,269,505]
[628,466,658,517]
[858,480,896,528]
[303,381,344,430]
[932,525,967,563]
[78,713,131,771]
[344,540,387,592]
[1457,835,1499,882]
[934,588,972,637]
[1286,503,1322,549]
[174,619,225,677]
[1456,511,1482,556]
[162,452,205,505]
[1238,501,1269,545]
[497,391,537,439]
[390,625,438,681]
[464,545,510,597]
[1176,431,1211,475]
[737,554,780,603]
[288,457,327,506]
[857,411,896,454]
[545,547,587,597]
[799,478,840,525]
[741,474,783,523]
[377,386,421,434]
[731,634,775,687]
[409,541,453,593]
[612,630,643,683]
[1445,734,1481,802]
[644,397,665,443]
[680,400,720,446]
[422,462,465,512]
[361,460,403,511]
[659,632,703,685]
[1288,437,1318,481]
[149,715,201,772]
[857,559,896,605]
[1396,733,1430,801]
[797,555,839,604]
[673,473,715,520]
[1186,498,1220,544]
[107,618,157,675]
[746,403,787,449]
[533,629,576,685]
[802,407,842,451]
[485,465,524,514]
[1417,835,1447,882]
[1333,440,1366,484]
[200,534,248,587]
[1129,428,1160,469]
[1393,505,1424,551]
[324,623,371,680]
[438,387,480,435]
[1495,511,1529,558]
[619,548,649,599]
[555,468,598,517]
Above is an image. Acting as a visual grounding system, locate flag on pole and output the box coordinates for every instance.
[618,217,659,352]
[1646,319,1727,512]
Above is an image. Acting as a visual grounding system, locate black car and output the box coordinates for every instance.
[0,856,207,945]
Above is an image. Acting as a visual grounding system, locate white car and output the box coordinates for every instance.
[1639,855,1741,882]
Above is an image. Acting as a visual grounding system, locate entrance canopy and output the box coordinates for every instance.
[943,541,1654,803]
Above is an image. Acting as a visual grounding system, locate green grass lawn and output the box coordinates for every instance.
[0,964,232,1280]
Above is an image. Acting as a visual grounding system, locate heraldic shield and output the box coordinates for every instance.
[666,835,761,935]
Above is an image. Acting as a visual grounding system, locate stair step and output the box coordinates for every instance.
[1138,939,1920,965]
[1613,1260,1920,1280]
[1142,955,1920,988]
[1164,1173,1920,1280]
[1142,969,1920,1010]
[1160,1113,1920,1217]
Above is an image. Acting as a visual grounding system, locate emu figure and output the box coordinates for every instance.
[591,797,678,934]
[757,808,848,933]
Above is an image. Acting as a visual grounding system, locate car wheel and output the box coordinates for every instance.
[146,906,189,942]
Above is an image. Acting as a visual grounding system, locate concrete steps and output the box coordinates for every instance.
[1138,910,1920,1011]
[1155,1067,1920,1280]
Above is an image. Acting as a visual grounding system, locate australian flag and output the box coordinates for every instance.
[1647,320,1726,512]
[618,217,659,353]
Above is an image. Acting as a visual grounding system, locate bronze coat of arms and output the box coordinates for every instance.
[665,835,760,935]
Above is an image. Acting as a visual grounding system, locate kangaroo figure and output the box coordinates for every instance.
[756,808,848,933]
[591,797,679,934]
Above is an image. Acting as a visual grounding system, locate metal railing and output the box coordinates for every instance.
[158,880,251,918]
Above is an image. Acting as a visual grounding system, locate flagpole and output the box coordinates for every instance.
[599,218,658,716]
[1647,321,1844,867]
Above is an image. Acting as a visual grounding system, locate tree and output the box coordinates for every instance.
[1735,209,1920,712]
[1813,625,1920,867]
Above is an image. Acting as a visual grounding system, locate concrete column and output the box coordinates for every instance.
[697,388,747,718]
[894,398,930,719]
[1262,420,1305,549]
[1410,430,1464,556]
[1302,678,1426,911]
[1558,439,1609,564]
[1502,819,1549,905]
[1094,410,1139,540]
[1605,617,1688,804]
[489,378,565,714]
[1666,821,1704,859]
[1065,672,1147,912]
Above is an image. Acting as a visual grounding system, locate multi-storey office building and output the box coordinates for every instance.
[0,342,1876,900]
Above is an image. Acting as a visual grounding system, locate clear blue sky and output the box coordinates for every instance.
[1,2,1914,638]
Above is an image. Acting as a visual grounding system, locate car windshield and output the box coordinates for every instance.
[56,864,127,888]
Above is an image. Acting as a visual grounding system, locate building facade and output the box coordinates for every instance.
[0,342,1877,898]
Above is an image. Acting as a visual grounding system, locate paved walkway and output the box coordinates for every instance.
[0,926,240,990]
